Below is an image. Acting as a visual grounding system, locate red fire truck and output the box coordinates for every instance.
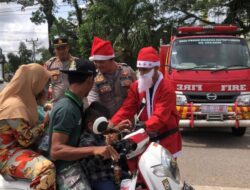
[160,25,250,136]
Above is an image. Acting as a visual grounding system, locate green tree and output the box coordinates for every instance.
[7,53,21,73]
[15,0,85,57]
[37,47,52,64]
[79,0,160,67]
[2,0,249,64]
[6,42,32,73]
[62,0,84,26]
[0,0,57,54]
[19,42,32,64]
[21,0,57,54]
[159,0,250,34]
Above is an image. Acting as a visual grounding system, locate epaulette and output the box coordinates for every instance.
[46,57,57,70]
[69,56,79,61]
[117,62,128,67]
[48,57,57,62]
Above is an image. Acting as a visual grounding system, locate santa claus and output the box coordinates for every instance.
[110,46,182,158]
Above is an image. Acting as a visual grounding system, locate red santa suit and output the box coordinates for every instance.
[111,72,182,157]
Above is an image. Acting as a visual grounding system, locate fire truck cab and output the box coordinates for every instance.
[160,25,250,136]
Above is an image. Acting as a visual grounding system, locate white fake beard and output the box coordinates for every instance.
[137,69,154,93]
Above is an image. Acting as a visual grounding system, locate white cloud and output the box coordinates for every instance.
[0,2,48,57]
[0,1,85,59]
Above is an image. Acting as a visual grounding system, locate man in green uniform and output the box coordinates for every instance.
[88,36,137,116]
[48,58,119,190]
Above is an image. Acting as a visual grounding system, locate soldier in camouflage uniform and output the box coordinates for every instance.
[88,36,136,116]
[44,37,78,103]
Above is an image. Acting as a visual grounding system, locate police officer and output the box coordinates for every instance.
[88,36,136,116]
[44,36,78,103]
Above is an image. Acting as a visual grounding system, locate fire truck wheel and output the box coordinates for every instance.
[231,127,246,136]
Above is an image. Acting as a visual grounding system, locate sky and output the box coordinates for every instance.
[0,1,75,59]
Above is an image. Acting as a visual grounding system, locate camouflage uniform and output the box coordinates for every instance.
[87,63,136,116]
[44,55,78,103]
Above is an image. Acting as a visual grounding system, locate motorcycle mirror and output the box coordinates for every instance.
[93,117,108,134]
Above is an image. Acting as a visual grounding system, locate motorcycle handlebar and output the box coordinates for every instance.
[112,139,137,155]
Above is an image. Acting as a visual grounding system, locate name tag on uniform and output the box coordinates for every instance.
[98,83,112,94]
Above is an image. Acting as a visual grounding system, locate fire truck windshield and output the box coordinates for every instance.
[171,37,250,70]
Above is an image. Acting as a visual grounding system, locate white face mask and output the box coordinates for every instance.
[137,68,154,93]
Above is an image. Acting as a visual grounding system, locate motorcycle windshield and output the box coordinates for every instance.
[170,37,250,70]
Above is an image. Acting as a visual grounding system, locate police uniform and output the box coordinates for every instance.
[87,63,136,116]
[44,37,79,103]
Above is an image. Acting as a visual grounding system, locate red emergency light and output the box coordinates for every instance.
[177,25,238,35]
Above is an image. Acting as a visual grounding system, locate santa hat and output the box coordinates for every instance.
[137,46,160,68]
[89,36,115,61]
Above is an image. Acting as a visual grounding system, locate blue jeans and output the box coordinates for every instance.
[91,179,117,190]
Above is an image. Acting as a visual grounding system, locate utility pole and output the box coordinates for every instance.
[26,38,38,62]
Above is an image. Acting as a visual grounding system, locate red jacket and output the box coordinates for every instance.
[111,74,182,156]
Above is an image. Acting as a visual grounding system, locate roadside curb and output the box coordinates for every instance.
[194,186,250,190]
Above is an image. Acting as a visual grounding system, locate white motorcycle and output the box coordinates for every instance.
[93,117,194,190]
[0,117,194,190]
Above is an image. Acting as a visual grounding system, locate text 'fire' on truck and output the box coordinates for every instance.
[160,25,250,136]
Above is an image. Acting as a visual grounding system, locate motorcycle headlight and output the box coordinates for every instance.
[152,148,180,183]
[176,94,187,105]
[236,94,250,106]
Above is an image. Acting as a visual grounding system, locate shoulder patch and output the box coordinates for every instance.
[119,62,128,66]
[71,56,79,61]
[49,57,57,62]
[95,73,105,83]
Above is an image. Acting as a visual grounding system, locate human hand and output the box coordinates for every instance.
[44,103,52,111]
[115,119,132,131]
[105,133,119,145]
[93,145,120,161]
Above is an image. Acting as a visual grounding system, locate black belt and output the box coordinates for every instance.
[150,127,179,142]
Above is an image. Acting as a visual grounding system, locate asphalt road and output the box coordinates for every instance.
[178,127,250,189]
